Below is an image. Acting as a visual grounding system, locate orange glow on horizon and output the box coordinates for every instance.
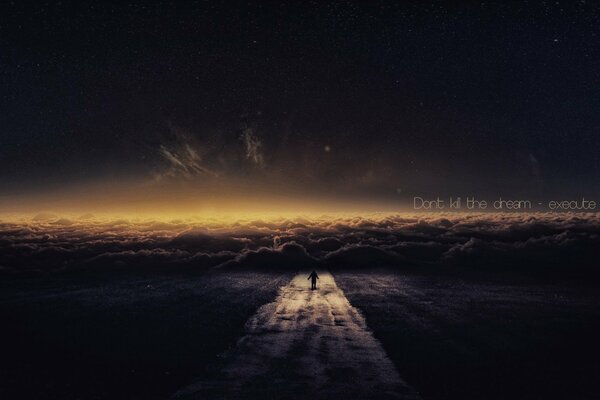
[0,179,415,217]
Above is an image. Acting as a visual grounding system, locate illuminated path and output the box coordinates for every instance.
[174,271,420,400]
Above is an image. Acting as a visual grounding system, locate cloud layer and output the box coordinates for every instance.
[1,213,599,274]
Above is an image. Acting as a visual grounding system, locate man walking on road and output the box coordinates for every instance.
[307,270,319,290]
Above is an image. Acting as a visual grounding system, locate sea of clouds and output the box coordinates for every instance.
[1,213,599,274]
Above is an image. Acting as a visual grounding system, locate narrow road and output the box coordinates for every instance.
[175,271,420,400]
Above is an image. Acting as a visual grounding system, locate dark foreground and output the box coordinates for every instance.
[335,272,600,400]
[0,271,291,400]
[1,270,600,400]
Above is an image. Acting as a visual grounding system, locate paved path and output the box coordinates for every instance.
[174,271,420,400]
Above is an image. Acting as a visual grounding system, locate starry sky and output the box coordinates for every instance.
[1,1,600,211]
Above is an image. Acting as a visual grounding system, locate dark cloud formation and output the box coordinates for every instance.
[219,241,318,271]
[1,213,599,275]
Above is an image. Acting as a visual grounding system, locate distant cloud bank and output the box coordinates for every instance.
[1,213,599,274]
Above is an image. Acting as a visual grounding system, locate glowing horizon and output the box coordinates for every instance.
[0,177,419,216]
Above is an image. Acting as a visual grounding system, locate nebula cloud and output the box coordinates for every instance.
[0,213,599,275]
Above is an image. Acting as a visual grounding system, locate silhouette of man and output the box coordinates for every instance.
[307,270,319,290]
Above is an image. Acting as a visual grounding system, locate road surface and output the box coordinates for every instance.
[174,271,420,400]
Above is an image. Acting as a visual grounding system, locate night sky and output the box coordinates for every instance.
[2,1,600,211]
